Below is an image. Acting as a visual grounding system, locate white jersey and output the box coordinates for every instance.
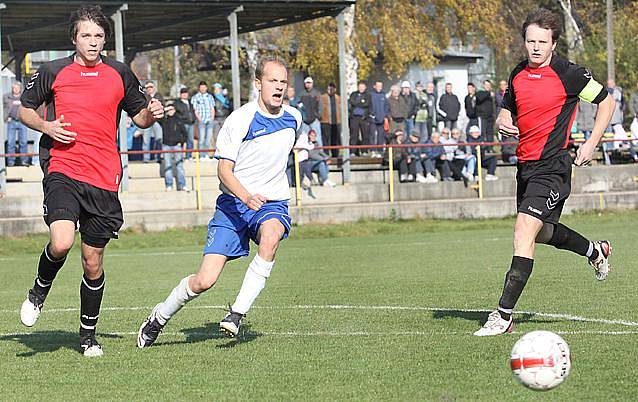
[214,101,302,201]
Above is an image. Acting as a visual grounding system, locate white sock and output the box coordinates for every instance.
[156,275,199,325]
[585,242,594,258]
[231,254,274,315]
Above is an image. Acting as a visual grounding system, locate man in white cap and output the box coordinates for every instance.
[300,76,323,146]
[400,80,418,136]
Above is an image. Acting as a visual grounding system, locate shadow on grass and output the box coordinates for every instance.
[156,322,262,349]
[431,310,562,326]
[0,330,122,357]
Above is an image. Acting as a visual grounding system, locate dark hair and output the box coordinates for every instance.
[69,5,111,41]
[198,81,207,87]
[522,8,562,43]
[328,82,337,88]
[255,55,288,80]
[484,79,492,85]
[468,82,475,87]
[358,80,367,86]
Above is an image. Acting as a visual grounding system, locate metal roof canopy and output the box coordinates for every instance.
[0,1,352,54]
[0,1,357,193]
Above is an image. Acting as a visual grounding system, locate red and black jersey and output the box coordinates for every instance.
[501,56,608,162]
[21,54,147,191]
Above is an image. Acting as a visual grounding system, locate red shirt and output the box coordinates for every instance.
[501,56,607,162]
[21,55,147,191]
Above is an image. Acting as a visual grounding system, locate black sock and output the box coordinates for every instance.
[546,223,591,257]
[498,256,534,320]
[33,243,67,298]
[80,273,105,333]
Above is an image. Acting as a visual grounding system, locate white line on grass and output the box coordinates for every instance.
[1,304,637,327]
[1,330,638,338]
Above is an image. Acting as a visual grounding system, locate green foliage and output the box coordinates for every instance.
[580,2,638,89]
[276,0,509,84]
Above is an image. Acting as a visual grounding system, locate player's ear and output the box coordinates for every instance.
[254,78,262,92]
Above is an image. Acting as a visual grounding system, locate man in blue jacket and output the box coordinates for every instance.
[420,131,453,183]
[370,80,390,157]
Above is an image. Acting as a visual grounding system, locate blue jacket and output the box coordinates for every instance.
[370,90,390,124]
[424,140,445,159]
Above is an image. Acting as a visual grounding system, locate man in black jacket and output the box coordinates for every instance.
[438,83,461,130]
[162,103,189,192]
[348,81,372,156]
[464,83,479,134]
[173,87,196,159]
[476,80,496,145]
[400,81,418,136]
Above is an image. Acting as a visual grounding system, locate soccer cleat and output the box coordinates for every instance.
[219,309,245,338]
[589,240,612,281]
[20,289,45,327]
[474,310,514,337]
[80,332,103,357]
[137,304,165,348]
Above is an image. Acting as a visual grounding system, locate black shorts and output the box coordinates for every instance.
[43,172,123,248]
[516,152,572,224]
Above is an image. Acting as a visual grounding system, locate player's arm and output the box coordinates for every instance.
[496,73,519,137]
[19,107,77,144]
[132,99,164,129]
[496,108,519,137]
[19,64,77,143]
[217,159,265,211]
[214,114,266,211]
[569,65,614,166]
[575,93,614,166]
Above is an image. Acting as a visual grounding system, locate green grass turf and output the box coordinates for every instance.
[1,210,637,401]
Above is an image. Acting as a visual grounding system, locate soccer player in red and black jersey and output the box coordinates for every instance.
[474,9,615,336]
[17,5,164,356]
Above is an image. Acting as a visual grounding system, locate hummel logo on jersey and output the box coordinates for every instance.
[528,73,542,79]
[546,190,560,210]
[81,71,99,77]
[528,206,543,215]
[26,72,39,90]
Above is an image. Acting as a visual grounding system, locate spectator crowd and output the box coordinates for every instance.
[5,72,638,191]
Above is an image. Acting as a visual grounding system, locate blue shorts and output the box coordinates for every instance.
[203,194,292,259]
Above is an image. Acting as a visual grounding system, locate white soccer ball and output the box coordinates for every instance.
[510,330,571,390]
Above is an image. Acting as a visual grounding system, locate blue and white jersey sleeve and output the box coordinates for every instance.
[214,112,248,162]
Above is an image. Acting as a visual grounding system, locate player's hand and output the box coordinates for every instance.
[498,121,520,138]
[245,193,267,211]
[574,142,595,166]
[148,98,164,119]
[43,114,77,144]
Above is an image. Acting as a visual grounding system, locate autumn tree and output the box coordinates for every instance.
[275,0,507,89]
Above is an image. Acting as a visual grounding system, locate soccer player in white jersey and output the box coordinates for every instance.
[137,56,301,347]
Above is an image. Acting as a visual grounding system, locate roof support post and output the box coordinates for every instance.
[336,7,351,183]
[112,4,130,192]
[0,3,7,197]
[228,6,243,111]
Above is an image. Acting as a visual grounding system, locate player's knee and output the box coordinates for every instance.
[259,228,282,250]
[81,253,103,275]
[191,273,216,292]
[49,237,74,258]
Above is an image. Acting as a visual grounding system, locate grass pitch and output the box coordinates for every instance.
[1,211,637,401]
